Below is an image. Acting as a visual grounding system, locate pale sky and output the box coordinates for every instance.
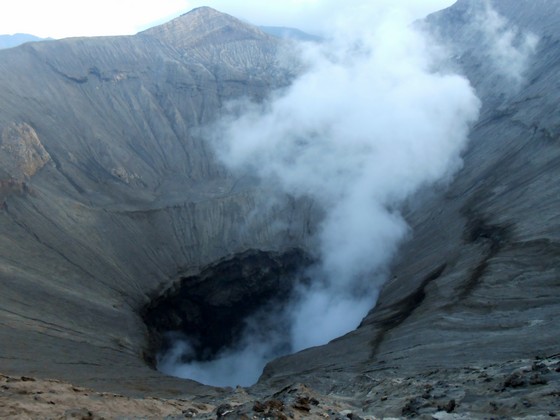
[0,0,456,39]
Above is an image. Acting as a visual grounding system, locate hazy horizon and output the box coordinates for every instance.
[0,0,456,39]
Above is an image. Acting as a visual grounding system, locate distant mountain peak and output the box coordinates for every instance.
[0,33,49,50]
[186,6,226,15]
[140,6,272,51]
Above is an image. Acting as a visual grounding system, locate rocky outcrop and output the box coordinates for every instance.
[0,122,50,204]
[0,122,50,179]
[3,354,559,418]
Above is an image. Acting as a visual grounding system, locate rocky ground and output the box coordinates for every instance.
[2,354,558,419]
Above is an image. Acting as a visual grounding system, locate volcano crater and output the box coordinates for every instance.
[141,248,312,370]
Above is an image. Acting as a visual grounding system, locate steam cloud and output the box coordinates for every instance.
[160,2,482,387]
[473,1,538,87]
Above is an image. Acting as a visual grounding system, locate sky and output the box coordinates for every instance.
[0,0,456,39]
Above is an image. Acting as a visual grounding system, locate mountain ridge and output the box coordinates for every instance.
[0,6,307,396]
[0,2,558,418]
[140,6,275,53]
[0,33,49,50]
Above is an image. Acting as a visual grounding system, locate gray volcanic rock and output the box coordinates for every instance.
[0,122,50,204]
[0,7,310,395]
[263,0,560,397]
[0,122,50,179]
[0,1,559,418]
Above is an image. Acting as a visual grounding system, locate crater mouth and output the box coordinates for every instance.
[141,248,312,383]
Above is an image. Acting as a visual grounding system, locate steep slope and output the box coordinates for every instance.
[0,7,310,395]
[264,0,560,394]
[1,1,559,417]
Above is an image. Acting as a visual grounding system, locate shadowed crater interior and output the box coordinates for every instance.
[141,248,312,368]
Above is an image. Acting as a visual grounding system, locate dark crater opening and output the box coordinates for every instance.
[141,248,312,368]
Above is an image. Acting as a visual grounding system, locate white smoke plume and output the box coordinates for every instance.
[474,1,538,87]
[161,1,481,387]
